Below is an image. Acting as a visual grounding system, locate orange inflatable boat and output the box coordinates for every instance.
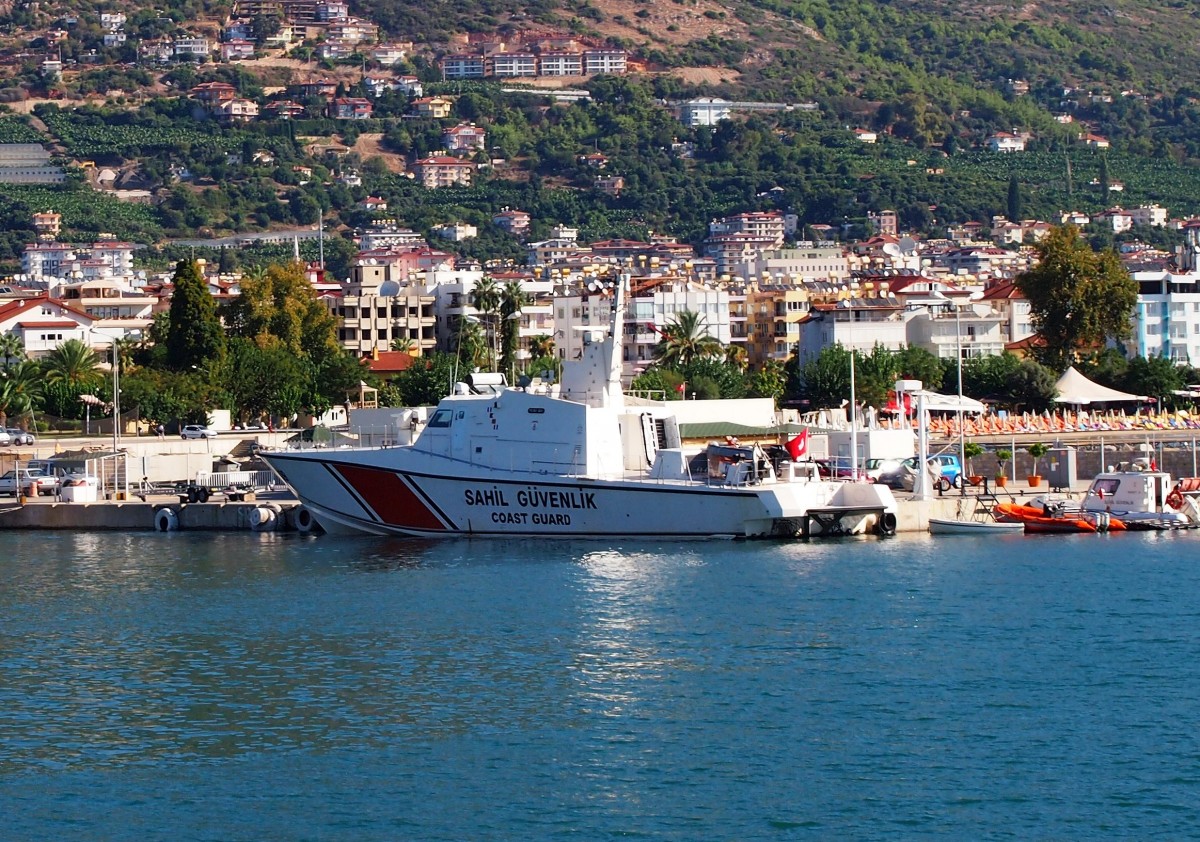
[995,502,1126,534]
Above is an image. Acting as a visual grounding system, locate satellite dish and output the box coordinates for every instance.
[588,281,599,291]
[899,236,917,254]
[882,242,902,257]
[378,280,400,296]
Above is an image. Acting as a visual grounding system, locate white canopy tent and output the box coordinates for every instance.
[916,391,987,414]
[1053,366,1145,405]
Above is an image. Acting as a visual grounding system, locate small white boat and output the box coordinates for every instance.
[929,517,1025,535]
[1083,469,1200,530]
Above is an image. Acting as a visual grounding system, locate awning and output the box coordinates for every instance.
[1053,366,1145,405]
[915,391,987,413]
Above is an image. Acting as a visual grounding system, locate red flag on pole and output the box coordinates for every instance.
[785,429,808,460]
[675,382,686,394]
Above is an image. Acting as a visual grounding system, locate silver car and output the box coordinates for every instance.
[5,428,34,446]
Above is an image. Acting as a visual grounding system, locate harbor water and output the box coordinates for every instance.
[2,530,1200,839]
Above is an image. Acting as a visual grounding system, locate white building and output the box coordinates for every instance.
[173,37,211,58]
[1130,204,1168,228]
[734,246,851,284]
[583,50,627,75]
[904,302,1006,360]
[680,98,731,127]
[795,298,908,362]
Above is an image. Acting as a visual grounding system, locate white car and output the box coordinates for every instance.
[0,429,9,446]
[6,428,34,446]
[0,468,59,496]
[181,425,218,440]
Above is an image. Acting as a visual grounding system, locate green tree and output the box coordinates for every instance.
[893,345,945,391]
[42,339,103,391]
[790,344,852,409]
[0,359,41,426]
[747,359,787,406]
[1007,174,1022,223]
[1122,355,1185,407]
[165,259,225,371]
[1009,358,1059,412]
[654,310,723,368]
[390,352,458,406]
[499,280,530,382]
[470,277,502,371]
[0,333,23,371]
[1015,225,1138,372]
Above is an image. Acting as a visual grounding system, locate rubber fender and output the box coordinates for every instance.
[249,506,277,532]
[294,505,316,533]
[876,511,898,536]
[155,507,179,532]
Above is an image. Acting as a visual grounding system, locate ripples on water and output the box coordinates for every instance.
[2,530,1200,840]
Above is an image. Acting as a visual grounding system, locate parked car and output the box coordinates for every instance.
[0,429,9,446]
[879,454,964,491]
[181,425,218,440]
[922,453,964,487]
[5,428,35,446]
[866,458,906,483]
[0,468,59,496]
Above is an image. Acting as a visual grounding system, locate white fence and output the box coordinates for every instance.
[195,470,278,489]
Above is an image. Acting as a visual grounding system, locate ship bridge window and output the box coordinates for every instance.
[427,408,453,428]
[1093,478,1120,496]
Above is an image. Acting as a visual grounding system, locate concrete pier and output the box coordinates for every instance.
[0,484,1072,535]
[0,499,302,531]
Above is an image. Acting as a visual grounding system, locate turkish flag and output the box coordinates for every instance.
[675,382,686,393]
[785,429,808,460]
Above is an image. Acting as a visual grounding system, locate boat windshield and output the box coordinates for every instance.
[1092,478,1120,496]
[427,409,453,428]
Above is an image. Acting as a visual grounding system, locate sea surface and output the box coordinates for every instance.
[2,529,1200,840]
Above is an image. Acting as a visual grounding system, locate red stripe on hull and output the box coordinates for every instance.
[334,465,448,531]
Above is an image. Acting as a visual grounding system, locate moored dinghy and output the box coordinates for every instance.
[929,497,1024,535]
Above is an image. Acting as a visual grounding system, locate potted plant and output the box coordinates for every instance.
[964,442,985,486]
[1026,443,1049,488]
[994,449,1012,488]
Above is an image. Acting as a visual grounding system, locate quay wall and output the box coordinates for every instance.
[0,500,301,531]
[0,492,1044,536]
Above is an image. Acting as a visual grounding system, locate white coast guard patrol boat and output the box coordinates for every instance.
[261,278,898,539]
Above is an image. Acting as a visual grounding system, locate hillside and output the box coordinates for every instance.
[1,0,1200,270]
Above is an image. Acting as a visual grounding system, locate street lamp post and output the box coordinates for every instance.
[112,341,120,453]
[841,296,857,480]
[932,291,983,494]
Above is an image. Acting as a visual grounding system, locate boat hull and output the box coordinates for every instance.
[928,518,1025,535]
[994,502,1126,534]
[262,449,894,539]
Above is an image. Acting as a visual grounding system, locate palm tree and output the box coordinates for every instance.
[724,343,748,372]
[655,310,724,368]
[112,335,140,371]
[470,277,501,370]
[42,339,103,391]
[529,334,555,359]
[0,333,23,371]
[390,336,415,354]
[0,360,42,427]
[454,316,489,370]
[499,280,530,382]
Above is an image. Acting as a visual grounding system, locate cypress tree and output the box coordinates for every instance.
[165,259,225,371]
[1007,175,1022,222]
